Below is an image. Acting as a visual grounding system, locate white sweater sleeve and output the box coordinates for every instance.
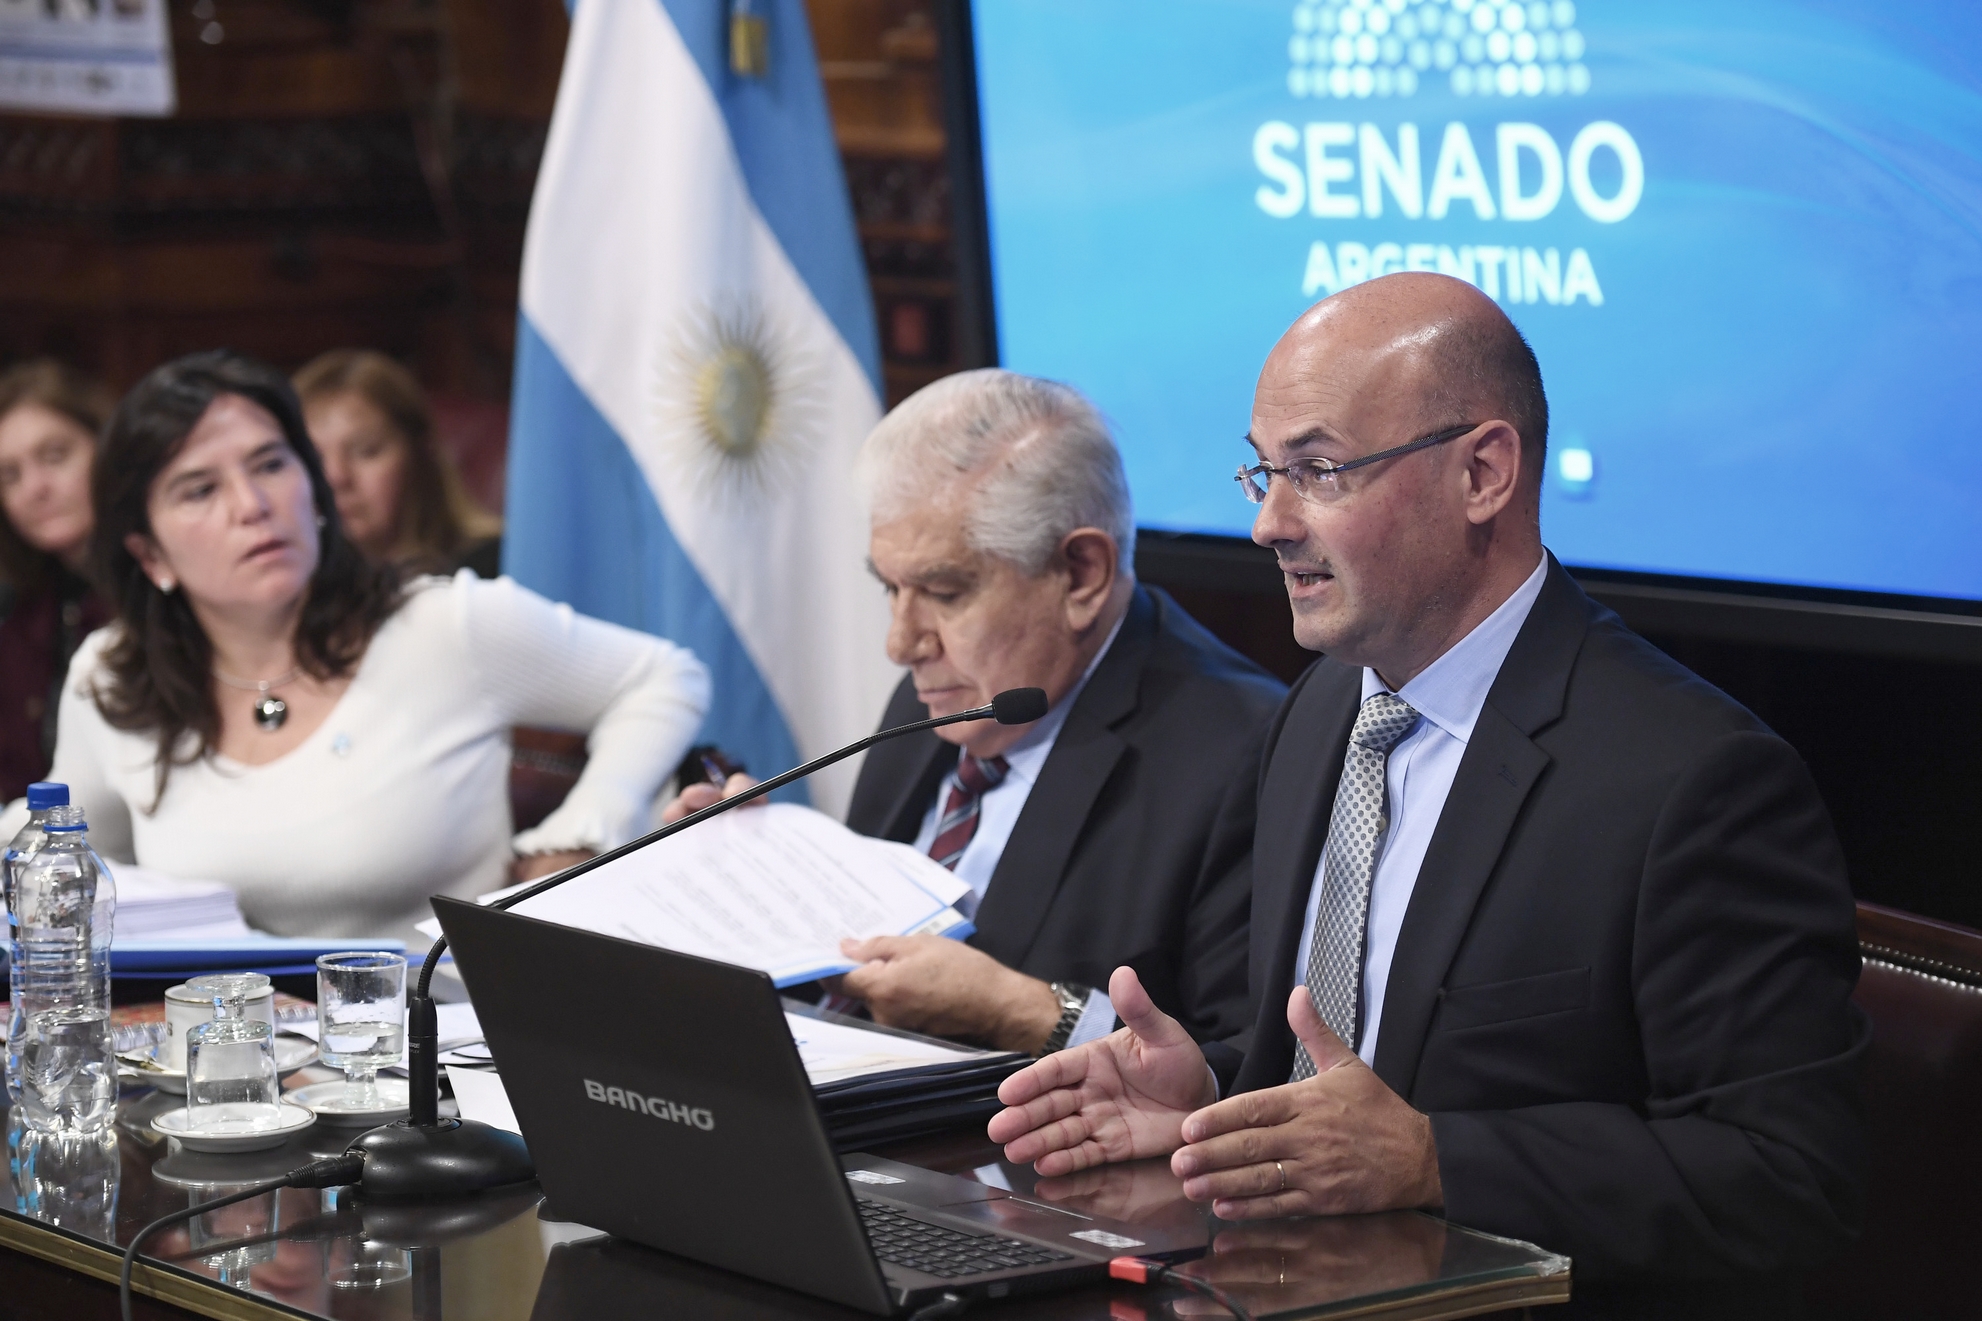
[445,573,711,856]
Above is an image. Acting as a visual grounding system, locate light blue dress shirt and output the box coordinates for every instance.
[912,614,1125,1047]
[1293,555,1548,1066]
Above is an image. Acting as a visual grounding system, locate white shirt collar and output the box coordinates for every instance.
[989,606,1129,785]
[1360,554,1549,745]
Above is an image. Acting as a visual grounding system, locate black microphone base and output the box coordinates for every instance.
[346,1119,534,1200]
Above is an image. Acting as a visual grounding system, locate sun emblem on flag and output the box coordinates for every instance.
[655,301,819,500]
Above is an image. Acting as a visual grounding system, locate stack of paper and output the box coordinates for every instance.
[444,1004,1028,1150]
[0,861,317,979]
[418,804,977,985]
[791,1009,1030,1147]
[91,863,409,977]
[110,865,252,942]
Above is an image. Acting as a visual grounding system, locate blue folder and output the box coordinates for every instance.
[110,937,407,978]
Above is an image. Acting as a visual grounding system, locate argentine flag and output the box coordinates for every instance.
[506,0,895,814]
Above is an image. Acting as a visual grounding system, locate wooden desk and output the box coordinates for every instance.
[0,1089,1569,1320]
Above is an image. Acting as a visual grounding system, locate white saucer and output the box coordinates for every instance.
[152,1102,317,1152]
[286,1078,411,1126]
[124,1036,318,1095]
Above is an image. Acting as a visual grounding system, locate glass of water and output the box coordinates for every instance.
[316,953,406,1111]
[184,973,283,1133]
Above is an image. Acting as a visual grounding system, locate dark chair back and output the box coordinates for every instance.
[509,727,588,832]
[1809,902,1982,1319]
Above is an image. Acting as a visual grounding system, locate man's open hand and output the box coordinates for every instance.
[838,935,1060,1052]
[1169,986,1442,1219]
[987,967,1216,1175]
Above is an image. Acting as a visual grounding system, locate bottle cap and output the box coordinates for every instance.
[41,804,85,833]
[24,782,68,811]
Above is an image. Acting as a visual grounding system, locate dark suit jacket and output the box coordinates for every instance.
[1224,559,1865,1286]
[845,585,1285,1045]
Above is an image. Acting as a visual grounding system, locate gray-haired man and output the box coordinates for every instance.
[834,369,1284,1054]
[672,368,1284,1053]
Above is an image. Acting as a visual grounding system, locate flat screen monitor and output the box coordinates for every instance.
[956,0,1982,608]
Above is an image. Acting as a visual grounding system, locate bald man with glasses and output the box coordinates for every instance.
[990,274,1866,1312]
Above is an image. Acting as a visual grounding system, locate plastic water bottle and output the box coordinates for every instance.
[3,781,71,1102]
[11,804,116,1133]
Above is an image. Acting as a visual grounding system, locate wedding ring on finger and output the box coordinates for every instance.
[1274,1159,1287,1192]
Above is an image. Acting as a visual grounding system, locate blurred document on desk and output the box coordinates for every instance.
[483,805,972,986]
[791,1012,987,1085]
[110,865,251,942]
[446,1010,1025,1148]
[448,1065,521,1135]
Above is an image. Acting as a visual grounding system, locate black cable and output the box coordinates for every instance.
[1110,1256,1257,1321]
[148,1209,360,1264]
[906,1290,970,1321]
[119,1152,365,1321]
[1155,1264,1256,1321]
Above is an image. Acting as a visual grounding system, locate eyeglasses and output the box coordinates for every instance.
[1235,422,1481,506]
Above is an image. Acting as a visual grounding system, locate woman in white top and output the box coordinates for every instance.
[2,350,709,947]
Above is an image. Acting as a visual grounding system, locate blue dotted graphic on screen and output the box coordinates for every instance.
[1286,0,1588,102]
[972,0,1982,602]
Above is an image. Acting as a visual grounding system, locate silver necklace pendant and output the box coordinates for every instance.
[253,694,289,732]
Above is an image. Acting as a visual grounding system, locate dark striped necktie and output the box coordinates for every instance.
[928,752,1010,877]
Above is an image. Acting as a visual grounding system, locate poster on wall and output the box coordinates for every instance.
[0,0,175,116]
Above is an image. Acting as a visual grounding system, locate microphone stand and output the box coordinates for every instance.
[347,687,1050,1199]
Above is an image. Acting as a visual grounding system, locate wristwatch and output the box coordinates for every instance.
[1039,981,1090,1056]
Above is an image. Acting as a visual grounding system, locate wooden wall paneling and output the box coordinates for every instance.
[0,0,569,407]
[809,0,961,407]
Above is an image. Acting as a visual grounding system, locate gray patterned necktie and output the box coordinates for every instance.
[1289,691,1420,1081]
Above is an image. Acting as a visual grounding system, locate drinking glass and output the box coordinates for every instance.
[184,973,283,1134]
[316,953,407,1111]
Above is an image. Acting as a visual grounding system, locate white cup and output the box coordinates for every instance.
[162,981,276,1072]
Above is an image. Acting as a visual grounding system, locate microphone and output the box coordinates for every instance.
[990,687,1050,725]
[349,686,1051,1199]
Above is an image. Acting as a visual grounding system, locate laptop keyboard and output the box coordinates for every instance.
[856,1198,1076,1279]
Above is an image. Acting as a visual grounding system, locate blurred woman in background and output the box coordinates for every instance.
[294,349,503,578]
[1,350,708,946]
[0,360,113,801]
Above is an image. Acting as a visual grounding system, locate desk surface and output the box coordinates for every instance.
[0,1087,1569,1321]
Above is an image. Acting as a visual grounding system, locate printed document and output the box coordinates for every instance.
[469,805,974,985]
[447,1011,993,1134]
[788,1011,990,1085]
